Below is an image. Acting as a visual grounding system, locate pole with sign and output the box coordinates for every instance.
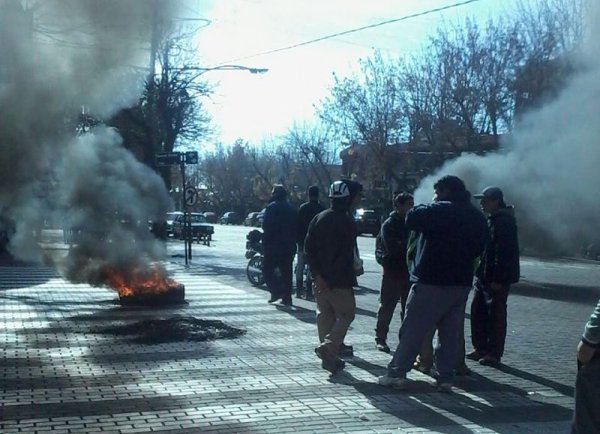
[155,150,199,266]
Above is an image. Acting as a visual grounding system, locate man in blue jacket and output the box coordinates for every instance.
[262,185,298,306]
[379,175,488,392]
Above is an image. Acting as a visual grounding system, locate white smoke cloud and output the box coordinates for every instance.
[414,3,600,254]
[0,0,184,278]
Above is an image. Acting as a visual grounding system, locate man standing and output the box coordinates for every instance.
[467,187,520,365]
[374,192,414,353]
[571,298,600,433]
[296,185,324,300]
[262,184,298,306]
[378,175,488,391]
[305,180,358,374]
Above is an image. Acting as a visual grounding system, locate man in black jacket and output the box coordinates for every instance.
[262,185,298,306]
[296,186,324,299]
[305,180,358,374]
[467,186,520,366]
[374,192,414,353]
[379,175,488,391]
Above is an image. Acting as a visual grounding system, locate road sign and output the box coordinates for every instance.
[155,152,182,167]
[184,186,198,207]
[185,151,199,164]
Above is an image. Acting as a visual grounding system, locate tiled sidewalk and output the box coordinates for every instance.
[0,263,574,433]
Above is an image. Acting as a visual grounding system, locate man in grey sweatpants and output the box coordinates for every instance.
[378,175,488,391]
[571,298,600,433]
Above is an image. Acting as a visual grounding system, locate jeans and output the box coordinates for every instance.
[572,357,600,433]
[470,279,510,359]
[387,283,471,383]
[375,274,409,343]
[263,250,294,301]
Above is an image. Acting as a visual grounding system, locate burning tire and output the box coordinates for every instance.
[246,255,264,286]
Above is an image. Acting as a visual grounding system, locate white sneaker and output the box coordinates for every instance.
[378,374,408,389]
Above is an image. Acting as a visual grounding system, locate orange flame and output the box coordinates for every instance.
[103,263,180,297]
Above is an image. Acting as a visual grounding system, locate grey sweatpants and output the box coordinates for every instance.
[387,283,471,382]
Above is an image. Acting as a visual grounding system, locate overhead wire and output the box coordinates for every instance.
[211,0,483,66]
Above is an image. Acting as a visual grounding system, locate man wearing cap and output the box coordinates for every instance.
[304,180,359,374]
[262,184,298,306]
[467,186,520,366]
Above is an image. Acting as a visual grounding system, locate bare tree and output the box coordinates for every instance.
[318,51,406,187]
[282,121,339,195]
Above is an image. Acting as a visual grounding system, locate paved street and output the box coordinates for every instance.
[2,225,599,433]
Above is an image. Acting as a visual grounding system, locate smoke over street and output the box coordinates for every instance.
[414,3,600,254]
[0,1,181,282]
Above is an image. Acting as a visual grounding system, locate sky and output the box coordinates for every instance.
[191,0,537,145]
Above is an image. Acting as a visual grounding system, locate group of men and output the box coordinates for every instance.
[260,176,599,431]
[376,176,520,391]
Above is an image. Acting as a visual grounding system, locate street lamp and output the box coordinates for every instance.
[177,65,269,79]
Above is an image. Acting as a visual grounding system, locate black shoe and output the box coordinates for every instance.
[268,296,282,304]
[281,298,293,306]
[376,341,390,353]
[466,349,484,361]
[340,343,354,357]
[305,293,315,301]
[321,355,345,374]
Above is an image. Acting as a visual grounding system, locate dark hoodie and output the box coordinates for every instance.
[406,190,488,286]
[475,206,520,285]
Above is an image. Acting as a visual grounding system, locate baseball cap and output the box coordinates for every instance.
[473,186,504,201]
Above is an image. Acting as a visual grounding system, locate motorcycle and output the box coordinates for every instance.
[245,229,265,286]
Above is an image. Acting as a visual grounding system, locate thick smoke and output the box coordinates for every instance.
[0,1,181,280]
[414,5,600,255]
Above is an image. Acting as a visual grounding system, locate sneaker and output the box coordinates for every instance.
[378,374,408,389]
[340,343,354,357]
[466,349,483,361]
[436,381,453,393]
[412,360,432,375]
[376,341,390,353]
[479,355,500,366]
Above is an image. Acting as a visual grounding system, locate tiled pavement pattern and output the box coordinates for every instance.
[0,261,588,434]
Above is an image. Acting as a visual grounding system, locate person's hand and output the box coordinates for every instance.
[491,282,503,291]
[577,340,596,364]
[314,275,329,292]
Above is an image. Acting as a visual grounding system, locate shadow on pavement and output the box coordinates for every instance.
[494,363,574,396]
[331,362,573,433]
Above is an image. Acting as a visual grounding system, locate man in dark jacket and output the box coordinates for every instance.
[379,175,488,391]
[467,186,520,365]
[262,185,298,306]
[305,180,358,374]
[295,185,324,299]
[374,192,414,353]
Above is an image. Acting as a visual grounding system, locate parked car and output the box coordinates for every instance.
[172,212,214,245]
[244,212,260,226]
[220,211,241,225]
[165,211,183,236]
[354,209,381,237]
[203,212,218,223]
